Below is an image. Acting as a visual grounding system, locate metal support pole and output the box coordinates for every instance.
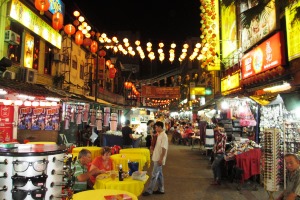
[95,53,99,102]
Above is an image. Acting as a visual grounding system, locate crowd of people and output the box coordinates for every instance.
[71,114,300,200]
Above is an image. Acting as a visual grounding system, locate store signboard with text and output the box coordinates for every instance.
[141,86,180,99]
[221,72,240,92]
[241,32,285,79]
[285,1,300,61]
[9,0,62,49]
[0,106,14,142]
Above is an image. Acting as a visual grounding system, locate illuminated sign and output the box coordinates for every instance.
[240,0,276,52]
[241,32,285,79]
[190,87,205,96]
[285,1,300,61]
[49,0,65,15]
[10,0,62,49]
[221,71,240,92]
[141,86,180,99]
[207,0,221,71]
[221,2,237,59]
[24,33,34,68]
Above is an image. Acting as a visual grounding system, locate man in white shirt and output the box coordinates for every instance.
[142,121,168,196]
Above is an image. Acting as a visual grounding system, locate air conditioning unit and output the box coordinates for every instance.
[4,30,20,45]
[2,70,16,80]
[26,68,37,83]
[53,53,63,62]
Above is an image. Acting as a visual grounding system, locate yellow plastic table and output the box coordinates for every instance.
[73,189,138,200]
[110,154,147,171]
[93,174,149,196]
[119,148,151,168]
[72,146,103,160]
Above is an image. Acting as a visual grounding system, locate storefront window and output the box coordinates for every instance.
[44,43,53,75]
[8,22,22,64]
[80,64,84,79]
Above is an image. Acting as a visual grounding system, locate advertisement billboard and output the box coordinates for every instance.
[285,1,300,61]
[221,3,237,59]
[0,106,14,142]
[241,32,285,79]
[240,0,276,52]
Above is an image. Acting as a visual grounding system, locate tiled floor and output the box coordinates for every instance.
[139,135,282,200]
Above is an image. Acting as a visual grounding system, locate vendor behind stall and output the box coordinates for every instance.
[122,120,135,148]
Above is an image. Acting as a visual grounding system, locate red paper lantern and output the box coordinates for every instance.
[90,40,98,53]
[99,50,106,57]
[35,0,50,15]
[109,68,117,79]
[83,38,92,47]
[73,19,80,26]
[64,24,75,37]
[52,12,63,31]
[75,30,84,45]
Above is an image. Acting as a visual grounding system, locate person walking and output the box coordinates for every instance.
[142,121,168,196]
[211,122,227,185]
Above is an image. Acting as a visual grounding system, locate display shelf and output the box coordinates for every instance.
[0,144,73,200]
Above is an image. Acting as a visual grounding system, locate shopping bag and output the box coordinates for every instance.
[128,161,139,176]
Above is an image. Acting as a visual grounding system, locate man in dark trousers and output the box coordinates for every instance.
[122,119,134,148]
[211,122,227,185]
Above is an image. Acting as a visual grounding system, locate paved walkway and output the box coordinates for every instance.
[139,135,282,200]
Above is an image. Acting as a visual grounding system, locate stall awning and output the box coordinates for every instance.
[86,96,112,106]
[0,78,65,99]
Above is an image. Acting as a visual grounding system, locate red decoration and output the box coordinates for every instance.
[52,12,63,31]
[64,24,75,37]
[75,30,84,46]
[90,40,98,53]
[73,20,80,26]
[99,50,106,57]
[83,38,92,47]
[35,0,50,15]
[109,68,117,79]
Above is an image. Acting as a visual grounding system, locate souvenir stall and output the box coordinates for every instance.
[218,97,258,142]
[61,98,105,146]
[102,108,143,148]
[259,93,300,198]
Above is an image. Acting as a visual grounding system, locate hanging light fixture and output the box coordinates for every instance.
[64,24,75,37]
[75,30,84,46]
[52,12,64,31]
[35,0,50,15]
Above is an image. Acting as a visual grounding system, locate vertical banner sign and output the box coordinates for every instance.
[285,1,300,61]
[18,107,32,130]
[103,107,110,127]
[0,106,14,142]
[221,2,237,59]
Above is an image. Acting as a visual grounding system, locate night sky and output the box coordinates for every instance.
[63,0,201,79]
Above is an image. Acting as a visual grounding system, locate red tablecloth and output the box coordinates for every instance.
[235,148,261,182]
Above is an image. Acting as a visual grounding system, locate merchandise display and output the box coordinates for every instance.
[0,144,73,199]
